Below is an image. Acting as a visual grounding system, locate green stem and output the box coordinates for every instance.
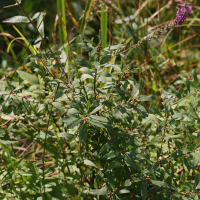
[116,0,122,13]
[101,1,107,48]
[57,0,69,73]
[0,24,17,60]
[76,0,92,55]
[42,83,60,195]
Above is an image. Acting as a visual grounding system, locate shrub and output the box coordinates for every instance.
[1,1,200,200]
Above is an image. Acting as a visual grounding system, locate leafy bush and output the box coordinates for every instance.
[1,1,200,200]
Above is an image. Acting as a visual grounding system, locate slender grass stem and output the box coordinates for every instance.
[101,1,107,48]
[57,0,68,72]
[42,83,60,196]
[76,0,92,55]
[116,0,122,13]
[0,25,17,59]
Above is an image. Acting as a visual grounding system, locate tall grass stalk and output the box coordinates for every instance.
[57,0,68,72]
[101,1,107,48]
[116,0,122,13]
[76,0,92,55]
[0,25,17,60]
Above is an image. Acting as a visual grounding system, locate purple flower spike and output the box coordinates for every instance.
[174,2,192,26]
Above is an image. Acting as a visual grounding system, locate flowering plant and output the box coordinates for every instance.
[1,1,198,200]
[174,1,192,26]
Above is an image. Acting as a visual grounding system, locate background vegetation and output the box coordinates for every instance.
[1,0,200,199]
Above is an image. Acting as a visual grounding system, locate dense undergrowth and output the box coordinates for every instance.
[1,0,200,199]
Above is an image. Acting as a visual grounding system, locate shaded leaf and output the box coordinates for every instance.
[100,54,111,65]
[84,159,96,167]
[79,35,96,46]
[89,187,108,195]
[17,71,39,85]
[89,115,109,123]
[4,0,21,8]
[139,78,144,94]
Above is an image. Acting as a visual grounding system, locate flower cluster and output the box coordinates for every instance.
[174,1,192,26]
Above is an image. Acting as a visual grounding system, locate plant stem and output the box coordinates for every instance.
[116,0,122,13]
[101,1,107,48]
[57,0,69,73]
[76,0,92,55]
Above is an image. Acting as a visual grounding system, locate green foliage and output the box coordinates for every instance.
[1,35,200,199]
[0,0,200,200]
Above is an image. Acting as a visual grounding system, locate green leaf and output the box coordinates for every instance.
[182,120,194,126]
[17,71,39,85]
[76,59,90,68]
[120,53,127,60]
[62,114,82,128]
[124,153,142,172]
[79,35,96,46]
[104,44,125,50]
[89,187,108,195]
[3,15,30,23]
[141,182,147,199]
[79,123,87,140]
[79,67,93,76]
[169,135,183,139]
[66,100,82,112]
[187,80,198,89]
[130,68,141,73]
[3,12,45,23]
[4,0,21,8]
[113,86,130,97]
[84,159,96,167]
[183,158,191,172]
[0,139,17,144]
[108,160,119,170]
[58,37,76,51]
[62,182,78,196]
[100,54,111,65]
[115,194,128,200]
[139,95,156,101]
[58,132,76,141]
[88,119,106,128]
[139,78,144,94]
[119,189,130,194]
[149,106,162,117]
[100,143,110,155]
[1,114,14,120]
[90,104,104,115]
[89,115,109,123]
[151,136,162,144]
[151,180,167,187]
[195,132,200,148]
[68,108,81,114]
[195,174,200,189]
[0,91,9,95]
[55,91,64,100]
[52,102,63,111]
[148,114,162,124]
[103,151,117,160]
[192,152,200,167]
[78,43,92,50]
[131,83,139,96]
[81,74,94,81]
[68,69,75,82]
[192,70,198,83]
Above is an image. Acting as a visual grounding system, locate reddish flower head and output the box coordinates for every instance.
[174,2,192,26]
